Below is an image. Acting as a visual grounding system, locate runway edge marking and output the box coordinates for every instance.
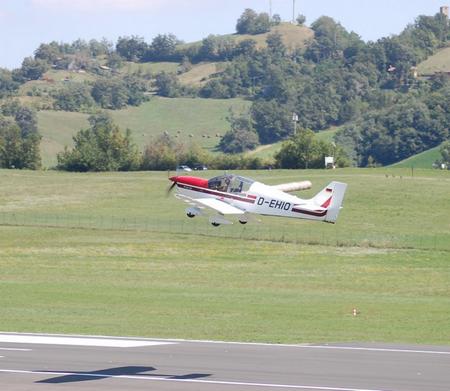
[0,368,392,391]
[1,332,449,355]
[0,334,175,348]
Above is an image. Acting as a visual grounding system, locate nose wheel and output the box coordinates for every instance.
[211,222,220,227]
[238,220,247,225]
[187,212,195,218]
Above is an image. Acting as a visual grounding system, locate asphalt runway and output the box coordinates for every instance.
[0,333,449,391]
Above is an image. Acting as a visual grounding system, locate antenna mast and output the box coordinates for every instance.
[292,0,296,23]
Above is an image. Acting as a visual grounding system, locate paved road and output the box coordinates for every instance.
[0,333,449,390]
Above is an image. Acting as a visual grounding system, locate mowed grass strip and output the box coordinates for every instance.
[0,226,449,344]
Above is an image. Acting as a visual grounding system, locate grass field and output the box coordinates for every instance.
[121,61,179,74]
[37,97,251,167]
[178,62,226,86]
[0,168,449,344]
[417,46,450,74]
[184,23,313,52]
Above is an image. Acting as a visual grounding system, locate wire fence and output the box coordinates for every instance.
[1,212,448,252]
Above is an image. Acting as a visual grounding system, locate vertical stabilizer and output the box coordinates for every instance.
[311,181,348,223]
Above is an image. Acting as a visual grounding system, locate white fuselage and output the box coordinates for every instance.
[176,180,327,221]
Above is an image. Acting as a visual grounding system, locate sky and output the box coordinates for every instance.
[0,0,448,69]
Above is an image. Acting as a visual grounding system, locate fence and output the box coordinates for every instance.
[1,212,448,252]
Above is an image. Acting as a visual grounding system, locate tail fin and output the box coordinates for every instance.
[312,181,348,223]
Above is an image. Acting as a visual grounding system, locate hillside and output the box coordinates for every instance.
[417,46,450,75]
[192,23,313,50]
[389,144,443,169]
[38,97,251,167]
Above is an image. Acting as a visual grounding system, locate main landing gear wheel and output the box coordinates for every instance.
[239,220,248,225]
[187,212,195,218]
[211,222,220,227]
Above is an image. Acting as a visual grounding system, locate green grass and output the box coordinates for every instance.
[389,144,442,169]
[37,110,89,167]
[1,168,448,250]
[417,46,450,75]
[37,97,251,167]
[0,168,449,343]
[121,61,179,74]
[1,225,449,343]
[178,62,226,86]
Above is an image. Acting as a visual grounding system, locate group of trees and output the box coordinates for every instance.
[275,129,349,169]
[0,102,41,169]
[57,113,140,171]
[51,74,148,111]
[236,9,274,35]
[335,83,450,166]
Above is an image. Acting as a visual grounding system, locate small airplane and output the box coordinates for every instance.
[168,173,347,227]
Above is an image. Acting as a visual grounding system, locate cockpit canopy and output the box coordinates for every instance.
[208,175,254,194]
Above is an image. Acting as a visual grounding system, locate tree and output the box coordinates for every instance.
[236,9,271,35]
[88,38,112,57]
[0,109,41,170]
[57,113,140,171]
[141,134,183,170]
[34,41,61,63]
[266,32,286,59]
[0,68,20,98]
[296,14,306,25]
[123,74,147,106]
[218,114,259,153]
[275,129,348,168]
[19,57,49,81]
[91,78,129,109]
[251,100,293,143]
[0,118,23,168]
[52,83,94,112]
[236,9,258,34]
[147,34,180,61]
[272,14,281,25]
[154,72,182,97]
[106,52,123,70]
[116,36,148,61]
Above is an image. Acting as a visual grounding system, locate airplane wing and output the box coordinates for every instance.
[176,194,245,215]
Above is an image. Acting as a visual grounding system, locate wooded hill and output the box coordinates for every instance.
[1,8,449,170]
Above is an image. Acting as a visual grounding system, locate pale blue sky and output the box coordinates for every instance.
[0,0,447,69]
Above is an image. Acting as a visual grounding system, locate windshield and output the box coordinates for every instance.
[208,175,254,193]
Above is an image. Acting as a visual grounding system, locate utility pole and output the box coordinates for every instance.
[292,0,296,23]
[269,0,272,19]
[292,112,299,136]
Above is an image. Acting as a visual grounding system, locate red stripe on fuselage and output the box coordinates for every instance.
[291,208,327,217]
